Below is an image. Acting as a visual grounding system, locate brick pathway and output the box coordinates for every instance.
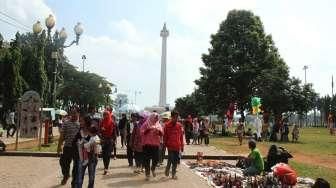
[0,156,210,188]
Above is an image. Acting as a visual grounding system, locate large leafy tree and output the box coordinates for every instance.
[196,10,288,119]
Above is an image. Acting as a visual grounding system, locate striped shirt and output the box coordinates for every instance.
[61,120,80,147]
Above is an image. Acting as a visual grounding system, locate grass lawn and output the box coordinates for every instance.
[210,127,336,186]
[289,161,336,186]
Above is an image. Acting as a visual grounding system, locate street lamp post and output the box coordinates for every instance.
[33,15,83,108]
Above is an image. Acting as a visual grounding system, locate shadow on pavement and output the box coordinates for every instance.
[107,176,170,187]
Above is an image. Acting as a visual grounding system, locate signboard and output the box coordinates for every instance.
[20,91,41,138]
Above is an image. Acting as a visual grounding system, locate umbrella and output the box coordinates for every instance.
[55,109,68,116]
[160,111,171,119]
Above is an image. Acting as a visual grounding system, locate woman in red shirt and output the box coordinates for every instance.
[164,111,184,179]
[100,111,114,175]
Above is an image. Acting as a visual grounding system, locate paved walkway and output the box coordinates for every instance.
[0,156,210,188]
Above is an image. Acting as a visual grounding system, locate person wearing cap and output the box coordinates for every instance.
[243,139,264,176]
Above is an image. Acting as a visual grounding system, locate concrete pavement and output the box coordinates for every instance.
[0,156,210,188]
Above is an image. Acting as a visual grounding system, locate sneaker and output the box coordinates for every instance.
[61,176,69,185]
[151,169,156,177]
[172,175,178,180]
[113,156,117,160]
[103,169,108,175]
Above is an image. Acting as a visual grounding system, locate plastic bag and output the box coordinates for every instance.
[272,163,297,185]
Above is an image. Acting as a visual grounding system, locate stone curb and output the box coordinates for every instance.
[0,151,242,160]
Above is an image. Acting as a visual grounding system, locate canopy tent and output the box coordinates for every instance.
[118,104,140,113]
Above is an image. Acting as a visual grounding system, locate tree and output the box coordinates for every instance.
[19,32,48,103]
[175,91,201,118]
[196,10,290,119]
[115,94,129,108]
[0,33,25,110]
[58,62,113,111]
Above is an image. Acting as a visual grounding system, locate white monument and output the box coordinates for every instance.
[159,23,169,107]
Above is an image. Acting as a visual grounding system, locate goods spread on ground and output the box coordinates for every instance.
[184,160,315,188]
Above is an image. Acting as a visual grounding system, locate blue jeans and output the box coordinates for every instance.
[77,158,97,188]
[165,150,179,176]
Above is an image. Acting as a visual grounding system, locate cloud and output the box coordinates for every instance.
[168,0,256,35]
[65,20,163,108]
[109,19,138,42]
[65,20,206,108]
[0,0,55,39]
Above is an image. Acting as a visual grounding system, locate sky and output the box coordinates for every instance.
[1,0,336,109]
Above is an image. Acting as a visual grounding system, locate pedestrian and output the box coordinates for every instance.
[203,117,210,145]
[77,117,101,188]
[6,110,16,137]
[100,111,115,175]
[141,112,163,181]
[131,113,143,173]
[292,124,299,142]
[111,115,118,160]
[255,116,262,142]
[183,115,193,145]
[57,108,80,187]
[198,118,205,144]
[235,118,244,145]
[192,118,199,145]
[328,113,333,135]
[127,113,136,167]
[159,116,170,166]
[281,120,290,142]
[118,114,128,148]
[164,111,184,179]
[261,118,270,141]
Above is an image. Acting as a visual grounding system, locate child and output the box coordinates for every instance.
[292,125,299,142]
[78,126,100,188]
[78,128,90,166]
[236,119,244,145]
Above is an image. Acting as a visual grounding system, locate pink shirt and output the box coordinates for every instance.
[141,122,163,147]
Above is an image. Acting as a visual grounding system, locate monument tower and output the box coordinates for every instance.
[159,23,169,107]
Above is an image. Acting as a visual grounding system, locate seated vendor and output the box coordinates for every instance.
[243,139,264,176]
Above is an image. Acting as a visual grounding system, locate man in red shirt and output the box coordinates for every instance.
[164,111,184,179]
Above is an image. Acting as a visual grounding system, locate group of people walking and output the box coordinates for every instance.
[183,115,210,145]
[57,108,184,188]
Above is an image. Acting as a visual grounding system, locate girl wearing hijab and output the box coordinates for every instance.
[100,111,115,175]
[141,113,163,180]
